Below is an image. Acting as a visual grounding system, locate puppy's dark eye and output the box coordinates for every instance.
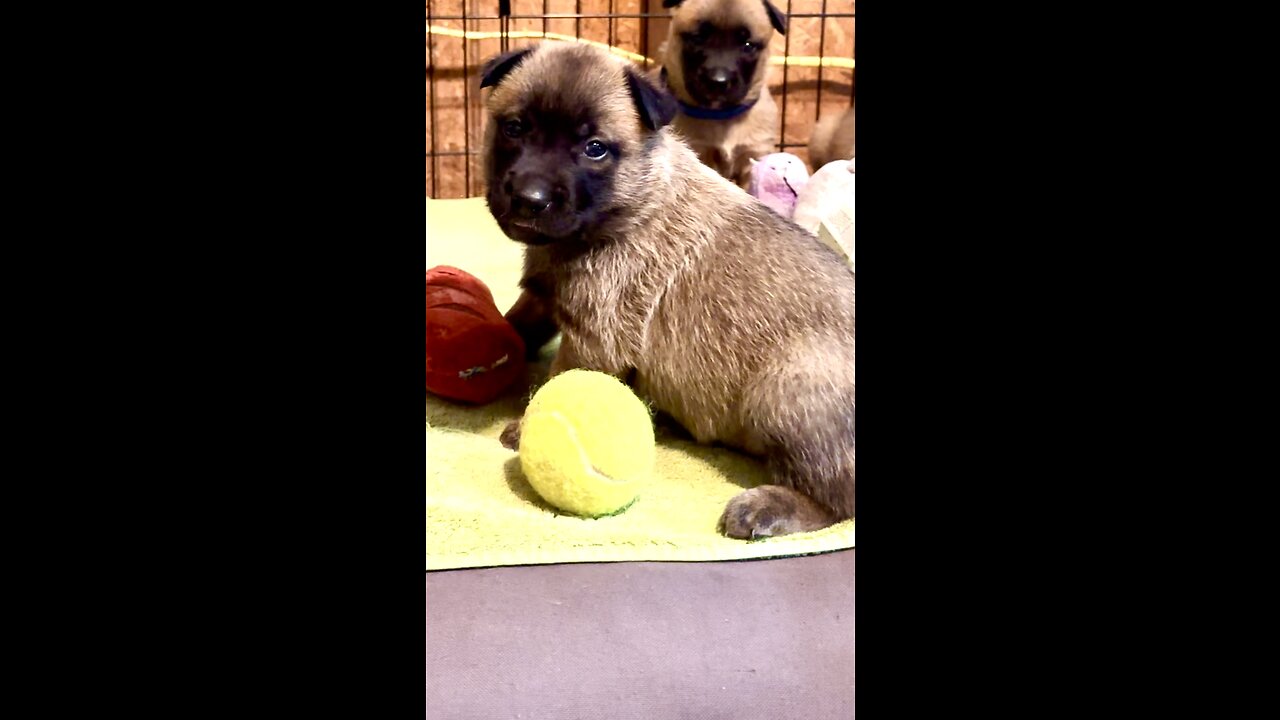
[583,140,609,160]
[502,119,525,138]
[744,40,758,51]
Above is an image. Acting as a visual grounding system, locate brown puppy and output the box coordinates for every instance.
[809,104,856,168]
[658,0,787,188]
[482,43,855,540]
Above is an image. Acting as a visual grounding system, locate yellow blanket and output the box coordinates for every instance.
[425,198,856,571]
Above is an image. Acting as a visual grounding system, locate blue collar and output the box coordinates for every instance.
[662,68,758,122]
[675,98,758,121]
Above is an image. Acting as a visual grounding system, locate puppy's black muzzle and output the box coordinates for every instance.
[510,175,557,218]
[499,171,579,241]
[701,66,734,92]
[690,64,747,108]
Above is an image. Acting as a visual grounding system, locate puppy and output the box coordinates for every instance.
[809,104,856,169]
[482,43,855,540]
[658,0,787,188]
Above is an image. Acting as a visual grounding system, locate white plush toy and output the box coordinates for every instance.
[793,159,855,272]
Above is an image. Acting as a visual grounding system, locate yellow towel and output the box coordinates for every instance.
[425,198,855,571]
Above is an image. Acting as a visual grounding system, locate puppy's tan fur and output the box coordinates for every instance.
[659,0,781,187]
[809,105,856,168]
[488,44,855,539]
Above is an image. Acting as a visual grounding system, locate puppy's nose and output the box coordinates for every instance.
[707,68,731,87]
[511,177,554,215]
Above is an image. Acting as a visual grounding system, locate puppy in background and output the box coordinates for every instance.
[658,0,788,188]
[482,43,855,540]
[809,104,856,168]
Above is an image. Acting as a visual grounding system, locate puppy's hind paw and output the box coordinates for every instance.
[719,486,837,540]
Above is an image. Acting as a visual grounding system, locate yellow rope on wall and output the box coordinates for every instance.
[425,25,855,70]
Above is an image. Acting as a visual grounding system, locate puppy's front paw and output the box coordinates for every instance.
[499,419,523,451]
[719,486,836,540]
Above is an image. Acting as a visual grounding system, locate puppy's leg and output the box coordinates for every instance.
[499,420,524,451]
[730,146,758,189]
[720,433,855,539]
[721,353,856,539]
[732,142,780,189]
[696,146,733,181]
[500,336,584,451]
[505,289,559,359]
[720,485,837,539]
[546,334,583,378]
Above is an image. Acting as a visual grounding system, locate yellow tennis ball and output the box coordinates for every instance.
[519,369,655,518]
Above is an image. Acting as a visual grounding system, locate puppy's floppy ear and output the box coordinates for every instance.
[661,0,686,8]
[762,1,788,35]
[480,47,535,89]
[624,66,678,132]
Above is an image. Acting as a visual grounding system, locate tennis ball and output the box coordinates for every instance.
[519,369,655,518]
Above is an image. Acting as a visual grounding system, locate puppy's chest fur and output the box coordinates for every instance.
[541,242,666,374]
[530,234,759,447]
[673,93,778,186]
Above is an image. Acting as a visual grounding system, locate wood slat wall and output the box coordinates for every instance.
[426,0,854,198]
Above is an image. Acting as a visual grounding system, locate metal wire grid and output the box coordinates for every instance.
[426,1,854,198]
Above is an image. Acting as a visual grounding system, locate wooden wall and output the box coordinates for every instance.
[426,1,854,198]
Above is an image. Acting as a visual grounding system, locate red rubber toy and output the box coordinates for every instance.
[425,266,527,404]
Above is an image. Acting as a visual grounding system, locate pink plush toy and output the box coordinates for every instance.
[748,153,811,218]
